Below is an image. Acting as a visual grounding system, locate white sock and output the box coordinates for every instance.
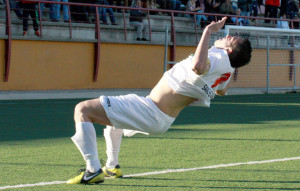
[71,122,101,173]
[104,126,123,169]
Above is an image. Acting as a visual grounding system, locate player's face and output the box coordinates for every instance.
[214,35,243,49]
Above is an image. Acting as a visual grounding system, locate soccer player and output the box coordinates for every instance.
[67,17,252,184]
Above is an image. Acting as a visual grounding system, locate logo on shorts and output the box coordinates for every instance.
[202,84,215,99]
[106,97,111,107]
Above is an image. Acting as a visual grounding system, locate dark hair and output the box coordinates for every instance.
[228,38,252,68]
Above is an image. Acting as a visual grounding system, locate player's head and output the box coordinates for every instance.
[214,35,252,68]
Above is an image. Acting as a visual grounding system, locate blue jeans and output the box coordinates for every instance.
[39,3,45,18]
[50,0,69,21]
[195,11,207,26]
[240,11,250,25]
[97,0,115,23]
[231,17,245,25]
[10,0,22,18]
[168,0,181,10]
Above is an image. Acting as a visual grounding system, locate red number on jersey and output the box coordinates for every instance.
[211,73,231,88]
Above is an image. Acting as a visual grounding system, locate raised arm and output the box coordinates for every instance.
[191,17,227,75]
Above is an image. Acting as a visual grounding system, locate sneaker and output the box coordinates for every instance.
[35,31,40,36]
[67,169,105,184]
[102,165,122,178]
[22,31,27,36]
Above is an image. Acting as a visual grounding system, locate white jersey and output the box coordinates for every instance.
[165,46,234,107]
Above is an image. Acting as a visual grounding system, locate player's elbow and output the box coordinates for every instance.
[192,64,207,75]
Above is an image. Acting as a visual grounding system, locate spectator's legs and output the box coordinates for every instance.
[53,0,61,21]
[104,0,116,24]
[29,6,39,31]
[39,3,45,19]
[199,15,207,28]
[10,0,23,19]
[231,17,236,24]
[130,21,143,39]
[62,0,69,21]
[98,7,108,23]
[196,14,201,27]
[269,5,277,18]
[175,0,181,10]
[251,1,258,19]
[160,0,167,9]
[124,0,128,7]
[50,1,57,20]
[207,15,214,21]
[241,11,250,25]
[167,0,174,10]
[106,8,116,23]
[22,4,30,32]
[264,4,271,22]
[141,0,149,8]
[142,21,149,39]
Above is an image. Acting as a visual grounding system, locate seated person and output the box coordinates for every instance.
[186,0,208,28]
[231,8,249,25]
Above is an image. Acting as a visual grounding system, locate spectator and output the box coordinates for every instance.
[287,0,298,19]
[149,0,158,15]
[257,0,264,15]
[220,0,234,14]
[50,0,69,22]
[172,0,182,13]
[292,14,299,29]
[292,15,300,47]
[69,0,89,23]
[276,13,290,28]
[21,0,40,36]
[5,0,23,20]
[238,0,251,24]
[231,0,238,9]
[38,2,46,21]
[130,0,149,41]
[204,0,216,21]
[108,0,129,12]
[264,0,280,23]
[141,0,149,8]
[96,0,118,25]
[276,14,291,46]
[186,0,208,28]
[250,0,258,19]
[212,0,223,13]
[13,0,23,20]
[280,0,288,16]
[160,0,182,14]
[231,8,247,24]
[219,0,235,23]
[264,0,272,22]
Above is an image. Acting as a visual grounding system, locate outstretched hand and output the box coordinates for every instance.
[206,17,227,33]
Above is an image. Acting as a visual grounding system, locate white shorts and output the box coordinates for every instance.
[99,94,175,134]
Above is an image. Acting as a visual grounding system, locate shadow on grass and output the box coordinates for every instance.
[127,176,300,184]
[129,136,300,142]
[0,94,299,142]
[101,181,300,190]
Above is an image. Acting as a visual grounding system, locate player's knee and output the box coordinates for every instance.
[74,101,89,122]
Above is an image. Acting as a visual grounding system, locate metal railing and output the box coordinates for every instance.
[2,0,300,84]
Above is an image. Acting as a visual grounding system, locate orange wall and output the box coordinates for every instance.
[0,39,299,90]
[0,40,164,90]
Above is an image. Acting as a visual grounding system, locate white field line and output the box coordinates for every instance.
[1,156,300,190]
